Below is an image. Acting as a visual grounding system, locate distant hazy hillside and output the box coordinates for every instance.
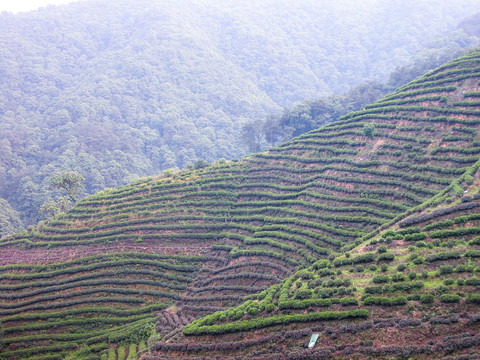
[1,0,480,234]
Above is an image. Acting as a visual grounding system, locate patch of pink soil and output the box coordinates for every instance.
[0,243,210,265]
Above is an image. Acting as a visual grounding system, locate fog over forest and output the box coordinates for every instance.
[1,0,480,236]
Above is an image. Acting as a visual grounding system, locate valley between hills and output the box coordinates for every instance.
[1,50,480,360]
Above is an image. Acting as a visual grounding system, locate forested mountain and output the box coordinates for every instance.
[1,0,480,236]
[242,13,480,152]
[1,50,480,360]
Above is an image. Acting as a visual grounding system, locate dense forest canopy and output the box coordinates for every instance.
[1,0,480,236]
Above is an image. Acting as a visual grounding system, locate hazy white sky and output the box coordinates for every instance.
[0,0,77,14]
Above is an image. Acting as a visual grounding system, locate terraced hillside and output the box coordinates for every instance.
[162,189,480,360]
[1,50,480,360]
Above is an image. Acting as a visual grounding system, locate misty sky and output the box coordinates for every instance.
[0,0,77,13]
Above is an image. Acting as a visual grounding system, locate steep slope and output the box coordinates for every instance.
[165,192,480,360]
[1,50,480,360]
[146,51,480,359]
[2,0,480,233]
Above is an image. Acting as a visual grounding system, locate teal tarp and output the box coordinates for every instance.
[308,333,319,349]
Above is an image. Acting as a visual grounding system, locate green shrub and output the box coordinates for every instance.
[108,349,116,360]
[339,297,359,306]
[364,285,383,294]
[413,257,425,265]
[373,275,390,283]
[465,277,480,286]
[435,285,449,295]
[438,265,454,275]
[117,346,126,360]
[363,296,407,306]
[377,252,395,262]
[300,270,315,280]
[420,294,435,304]
[248,307,258,316]
[404,232,427,242]
[265,304,275,312]
[464,250,480,258]
[409,253,419,260]
[392,296,408,305]
[466,294,480,304]
[443,278,455,286]
[377,245,388,254]
[334,252,376,267]
[313,260,330,270]
[426,251,462,263]
[183,309,369,335]
[439,294,461,303]
[363,123,375,138]
[408,272,417,280]
[423,220,453,231]
[295,289,313,300]
[391,274,406,282]
[126,343,137,360]
[469,236,480,245]
[232,310,244,320]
